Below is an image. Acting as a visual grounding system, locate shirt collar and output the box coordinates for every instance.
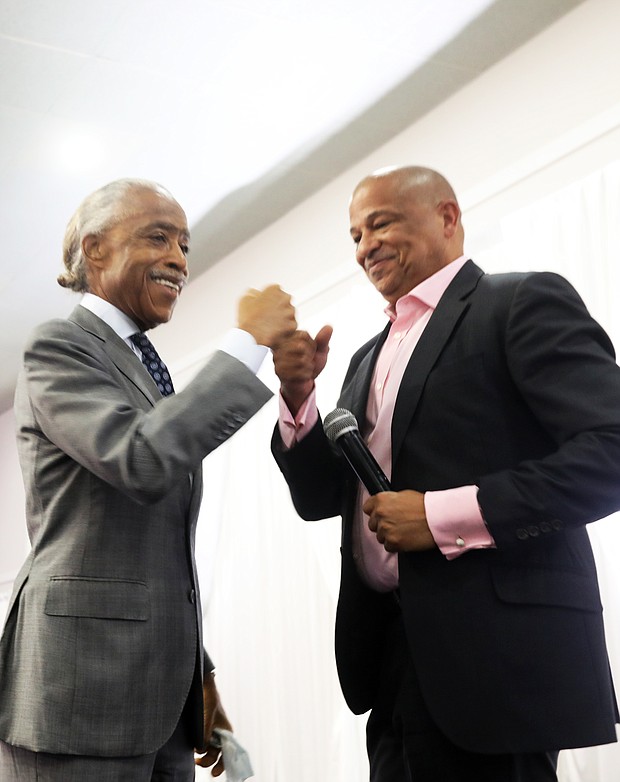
[79,292,141,340]
[385,255,469,322]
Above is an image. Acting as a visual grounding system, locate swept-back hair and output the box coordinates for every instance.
[58,178,174,292]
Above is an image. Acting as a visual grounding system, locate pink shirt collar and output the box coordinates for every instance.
[385,255,469,323]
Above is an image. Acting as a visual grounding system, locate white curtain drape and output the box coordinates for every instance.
[188,159,620,781]
[187,280,384,782]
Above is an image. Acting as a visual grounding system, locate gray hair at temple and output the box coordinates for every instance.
[58,178,175,292]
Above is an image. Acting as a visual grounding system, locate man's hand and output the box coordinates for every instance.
[237,285,297,349]
[363,490,437,552]
[272,325,333,415]
[195,672,233,775]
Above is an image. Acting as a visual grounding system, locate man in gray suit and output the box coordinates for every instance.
[0,178,296,780]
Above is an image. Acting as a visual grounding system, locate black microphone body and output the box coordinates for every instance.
[323,408,391,495]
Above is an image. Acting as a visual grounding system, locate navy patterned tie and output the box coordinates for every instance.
[130,333,175,397]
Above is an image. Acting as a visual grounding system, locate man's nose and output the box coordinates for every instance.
[356,232,378,265]
[167,243,189,275]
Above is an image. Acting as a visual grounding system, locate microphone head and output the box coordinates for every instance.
[323,408,359,442]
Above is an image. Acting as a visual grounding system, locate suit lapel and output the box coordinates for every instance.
[67,306,201,535]
[391,261,484,464]
[70,305,201,511]
[343,325,391,427]
[69,305,161,406]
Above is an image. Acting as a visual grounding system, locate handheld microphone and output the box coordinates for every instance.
[323,408,391,495]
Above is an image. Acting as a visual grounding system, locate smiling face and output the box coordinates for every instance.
[348,169,462,304]
[83,186,190,331]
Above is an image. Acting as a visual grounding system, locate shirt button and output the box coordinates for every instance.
[393,332,401,340]
[376,382,382,391]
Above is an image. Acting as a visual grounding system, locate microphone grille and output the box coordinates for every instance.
[323,408,359,442]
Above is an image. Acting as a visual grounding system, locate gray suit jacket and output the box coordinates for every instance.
[0,305,272,756]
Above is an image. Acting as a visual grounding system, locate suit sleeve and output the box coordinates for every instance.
[477,272,620,546]
[271,333,382,521]
[19,320,273,505]
[271,417,349,521]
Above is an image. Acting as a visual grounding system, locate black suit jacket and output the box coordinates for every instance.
[273,261,620,754]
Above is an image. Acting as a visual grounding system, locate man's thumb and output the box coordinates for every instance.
[315,325,333,352]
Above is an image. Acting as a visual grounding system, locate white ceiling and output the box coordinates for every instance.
[0,0,583,413]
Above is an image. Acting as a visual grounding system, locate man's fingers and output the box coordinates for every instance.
[195,745,220,768]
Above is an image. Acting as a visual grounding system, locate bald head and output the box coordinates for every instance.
[349,166,464,304]
[352,166,458,208]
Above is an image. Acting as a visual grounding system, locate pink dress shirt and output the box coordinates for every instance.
[279,256,495,590]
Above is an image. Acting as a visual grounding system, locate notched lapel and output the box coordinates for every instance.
[104,341,161,406]
[391,261,483,464]
[343,325,390,427]
[70,306,161,406]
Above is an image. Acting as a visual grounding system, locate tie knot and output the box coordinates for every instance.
[130,332,152,351]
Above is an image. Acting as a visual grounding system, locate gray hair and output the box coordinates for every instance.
[58,178,176,292]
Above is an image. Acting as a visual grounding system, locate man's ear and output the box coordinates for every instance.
[439,200,460,238]
[82,234,106,267]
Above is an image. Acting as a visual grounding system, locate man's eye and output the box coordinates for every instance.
[180,244,190,256]
[151,233,168,244]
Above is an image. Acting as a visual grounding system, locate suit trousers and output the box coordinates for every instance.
[367,608,559,782]
[0,695,196,782]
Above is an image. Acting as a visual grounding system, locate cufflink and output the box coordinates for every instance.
[456,536,465,547]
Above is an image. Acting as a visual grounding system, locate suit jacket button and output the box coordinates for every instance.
[516,529,529,540]
[540,522,552,533]
[189,589,196,604]
[527,525,540,537]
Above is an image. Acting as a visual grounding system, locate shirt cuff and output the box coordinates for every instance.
[424,485,496,560]
[278,388,318,449]
[219,328,269,374]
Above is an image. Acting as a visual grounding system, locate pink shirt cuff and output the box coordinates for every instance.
[278,388,319,449]
[424,485,496,560]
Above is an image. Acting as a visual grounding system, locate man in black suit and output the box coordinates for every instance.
[270,166,620,781]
